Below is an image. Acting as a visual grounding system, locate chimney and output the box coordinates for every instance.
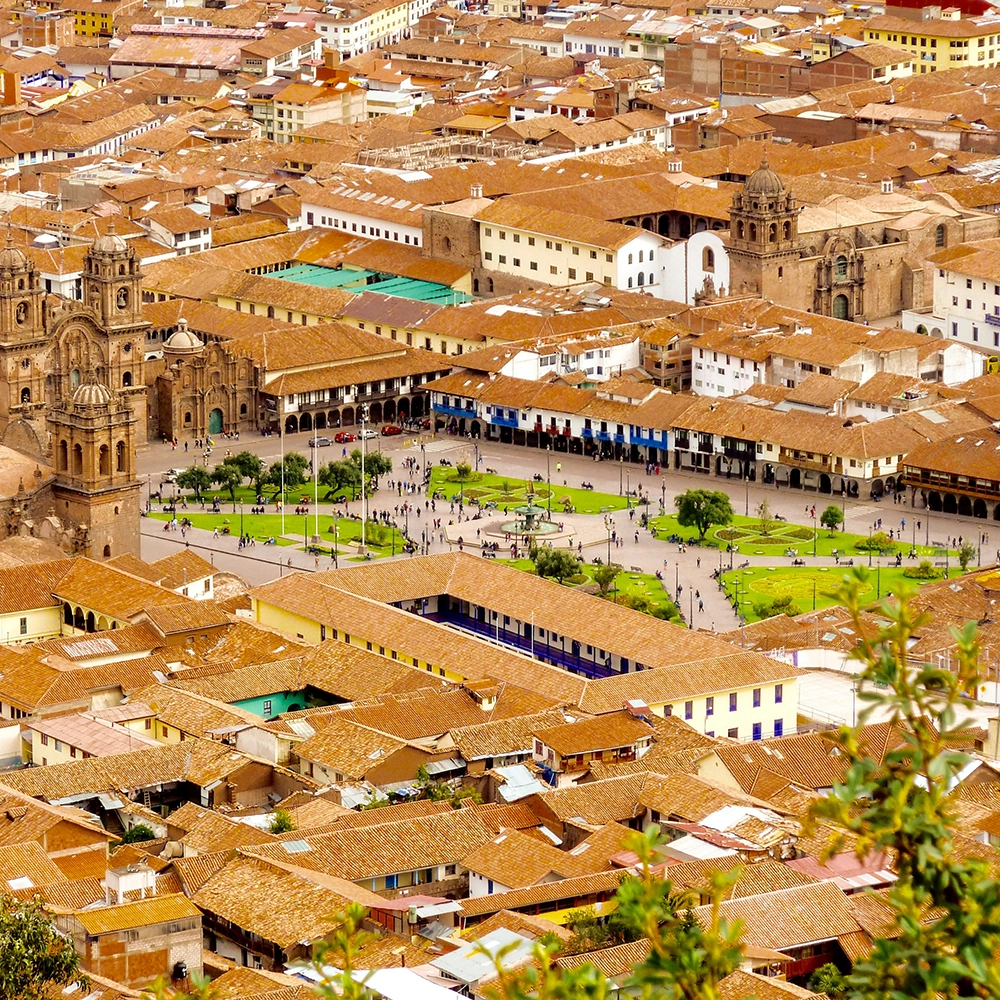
[881,178,893,194]
[667,160,682,173]
[470,183,482,199]
[985,716,1000,761]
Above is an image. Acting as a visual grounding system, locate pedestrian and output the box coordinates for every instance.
[696,557,701,568]
[184,441,188,453]
[213,527,219,538]
[634,530,639,544]
[699,599,704,613]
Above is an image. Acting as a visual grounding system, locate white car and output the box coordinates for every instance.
[359,429,377,440]
[161,468,185,483]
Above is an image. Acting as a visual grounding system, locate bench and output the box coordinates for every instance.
[630,566,643,573]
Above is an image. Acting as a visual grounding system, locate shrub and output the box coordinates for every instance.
[856,531,896,553]
[903,559,942,580]
[120,823,156,844]
[785,527,815,541]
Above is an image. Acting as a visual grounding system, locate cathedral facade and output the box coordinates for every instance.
[0,227,144,560]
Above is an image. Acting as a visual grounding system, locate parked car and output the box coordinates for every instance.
[359,428,377,440]
[161,468,185,483]
[334,432,356,443]
[309,436,332,447]
[380,424,403,436]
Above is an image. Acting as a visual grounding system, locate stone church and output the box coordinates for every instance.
[0,226,143,560]
[725,160,1000,323]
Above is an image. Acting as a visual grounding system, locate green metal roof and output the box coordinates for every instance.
[275,263,472,304]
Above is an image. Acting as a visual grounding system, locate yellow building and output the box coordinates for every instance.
[864,12,1000,72]
[57,0,142,38]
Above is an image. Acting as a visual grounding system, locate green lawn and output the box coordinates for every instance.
[428,467,632,515]
[502,558,682,623]
[146,510,405,557]
[721,564,963,622]
[647,511,952,559]
[150,482,374,506]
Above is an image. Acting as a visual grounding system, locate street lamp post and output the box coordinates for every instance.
[626,469,631,510]
[303,514,308,552]
[868,523,873,567]
[239,501,244,538]
[660,478,666,515]
[546,445,551,518]
[333,509,339,568]
[813,511,817,558]
[877,559,881,599]
[745,477,750,516]
[619,459,623,497]
[359,403,369,555]
[604,514,612,566]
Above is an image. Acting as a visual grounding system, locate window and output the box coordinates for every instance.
[935,223,946,247]
[40,734,48,746]
[530,261,538,270]
[729,692,737,711]
[705,696,714,716]
[774,684,783,703]
[550,266,558,275]
[752,722,762,740]
[834,255,848,279]
[568,268,576,279]
[752,687,760,707]
[774,719,784,737]
[728,727,738,738]
[18,617,26,635]
[684,700,693,720]
[262,699,273,717]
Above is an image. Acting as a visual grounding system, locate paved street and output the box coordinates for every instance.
[139,427,997,635]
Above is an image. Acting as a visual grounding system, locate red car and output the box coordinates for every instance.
[381,424,403,436]
[334,431,356,443]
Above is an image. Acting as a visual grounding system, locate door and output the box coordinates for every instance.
[832,294,849,320]
[209,408,224,435]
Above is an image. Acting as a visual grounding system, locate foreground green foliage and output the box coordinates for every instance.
[0,897,86,1000]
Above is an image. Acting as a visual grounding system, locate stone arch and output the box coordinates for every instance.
[695,219,707,233]
[994,503,1000,521]
[73,606,84,630]
[315,412,327,430]
[782,221,791,240]
[97,614,109,629]
[768,223,777,243]
[789,468,801,489]
[116,440,126,473]
[99,445,110,476]
[736,220,745,240]
[974,498,987,519]
[285,415,298,433]
[959,495,973,517]
[679,216,691,239]
[412,395,425,417]
[122,371,132,387]
[86,611,96,633]
[748,222,757,242]
[641,217,653,231]
[397,397,410,420]
[341,406,355,427]
[299,411,312,433]
[703,247,715,272]
[328,409,340,428]
[63,602,72,626]
[928,490,943,512]
[58,439,67,470]
[383,398,396,422]
[20,387,30,404]
[833,294,849,320]
[72,443,83,476]
[369,401,383,423]
[943,493,958,514]
[819,473,831,494]
[658,216,670,237]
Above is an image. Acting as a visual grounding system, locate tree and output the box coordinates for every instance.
[820,504,843,535]
[211,459,244,503]
[176,466,212,502]
[531,547,580,584]
[269,808,294,834]
[809,963,847,998]
[455,461,473,482]
[593,562,621,598]
[120,823,155,844]
[756,498,774,537]
[809,570,1000,1000]
[0,896,87,1000]
[263,452,309,497]
[958,539,976,573]
[351,449,391,487]
[231,451,265,495]
[311,903,376,1000]
[675,489,734,540]
[319,459,361,500]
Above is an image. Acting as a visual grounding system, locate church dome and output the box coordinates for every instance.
[92,219,128,255]
[72,380,114,407]
[0,232,28,271]
[744,158,786,198]
[163,320,203,355]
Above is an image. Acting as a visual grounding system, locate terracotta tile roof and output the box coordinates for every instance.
[193,853,388,949]
[535,712,654,757]
[148,549,216,590]
[246,808,494,880]
[450,709,567,761]
[536,773,647,827]
[0,841,67,889]
[131,684,262,739]
[52,558,190,622]
[70,894,200,937]
[0,739,273,801]
[295,717,408,780]
[694,881,863,951]
[638,772,788,822]
[459,869,625,919]
[0,558,72,615]
[784,373,859,408]
[554,938,651,978]
[177,809,279,855]
[462,828,598,888]
[718,970,826,1000]
[458,908,573,942]
[172,850,233,896]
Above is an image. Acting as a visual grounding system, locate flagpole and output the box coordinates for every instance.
[280,410,285,537]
